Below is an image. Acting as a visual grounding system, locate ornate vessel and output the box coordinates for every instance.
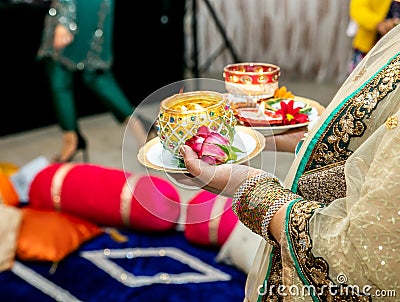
[157,91,236,157]
[223,62,280,100]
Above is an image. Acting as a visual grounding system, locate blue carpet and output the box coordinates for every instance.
[0,229,247,302]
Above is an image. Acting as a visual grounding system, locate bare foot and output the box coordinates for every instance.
[53,131,78,162]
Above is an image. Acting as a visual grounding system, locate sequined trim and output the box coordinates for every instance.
[12,261,82,301]
[86,0,111,70]
[292,54,400,192]
[258,247,283,301]
[81,247,231,286]
[232,173,274,204]
[38,0,112,71]
[307,56,400,170]
[261,194,301,245]
[385,115,398,129]
[50,163,74,211]
[233,176,302,246]
[286,200,371,301]
[120,174,142,227]
[12,248,231,299]
[297,161,346,205]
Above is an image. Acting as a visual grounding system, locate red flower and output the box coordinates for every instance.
[185,126,243,165]
[275,100,309,125]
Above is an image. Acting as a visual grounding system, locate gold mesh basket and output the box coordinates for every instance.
[157,91,237,157]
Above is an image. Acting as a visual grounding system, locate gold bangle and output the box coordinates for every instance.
[261,193,302,246]
[232,173,276,212]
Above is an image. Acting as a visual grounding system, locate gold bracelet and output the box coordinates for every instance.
[232,173,276,214]
[261,193,302,246]
[232,172,303,246]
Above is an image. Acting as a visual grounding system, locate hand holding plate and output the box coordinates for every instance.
[171,145,264,197]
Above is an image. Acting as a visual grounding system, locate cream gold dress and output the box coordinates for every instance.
[239,25,400,301]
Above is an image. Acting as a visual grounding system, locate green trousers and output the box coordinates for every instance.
[45,60,134,131]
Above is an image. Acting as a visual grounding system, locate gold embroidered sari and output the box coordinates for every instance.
[244,25,400,301]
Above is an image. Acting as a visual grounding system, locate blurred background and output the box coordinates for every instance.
[0,1,351,300]
[0,0,350,137]
[0,0,349,200]
[0,0,186,136]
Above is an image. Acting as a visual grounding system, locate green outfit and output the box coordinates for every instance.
[37,0,133,131]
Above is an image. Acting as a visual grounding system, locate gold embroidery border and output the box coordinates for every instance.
[306,55,400,171]
[287,200,371,301]
[259,247,283,301]
[302,160,346,176]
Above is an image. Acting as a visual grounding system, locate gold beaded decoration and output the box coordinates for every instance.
[385,115,398,130]
[232,173,302,246]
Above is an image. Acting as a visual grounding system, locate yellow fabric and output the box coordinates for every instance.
[245,25,400,301]
[0,162,18,177]
[17,208,103,262]
[349,0,392,53]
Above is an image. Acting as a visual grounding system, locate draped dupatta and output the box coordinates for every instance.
[245,26,400,302]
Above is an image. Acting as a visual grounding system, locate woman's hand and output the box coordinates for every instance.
[174,143,288,243]
[377,18,400,36]
[53,24,74,50]
[264,126,307,153]
[171,145,264,197]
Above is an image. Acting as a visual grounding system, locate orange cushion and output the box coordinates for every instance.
[0,172,19,207]
[16,208,103,262]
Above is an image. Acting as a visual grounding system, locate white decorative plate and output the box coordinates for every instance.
[251,105,319,136]
[137,126,265,173]
[234,96,320,136]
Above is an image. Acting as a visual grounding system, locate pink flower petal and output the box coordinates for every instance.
[199,143,228,164]
[185,135,204,153]
[203,132,229,146]
[196,126,211,138]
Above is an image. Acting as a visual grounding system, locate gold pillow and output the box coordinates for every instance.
[0,204,22,272]
[17,208,103,262]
